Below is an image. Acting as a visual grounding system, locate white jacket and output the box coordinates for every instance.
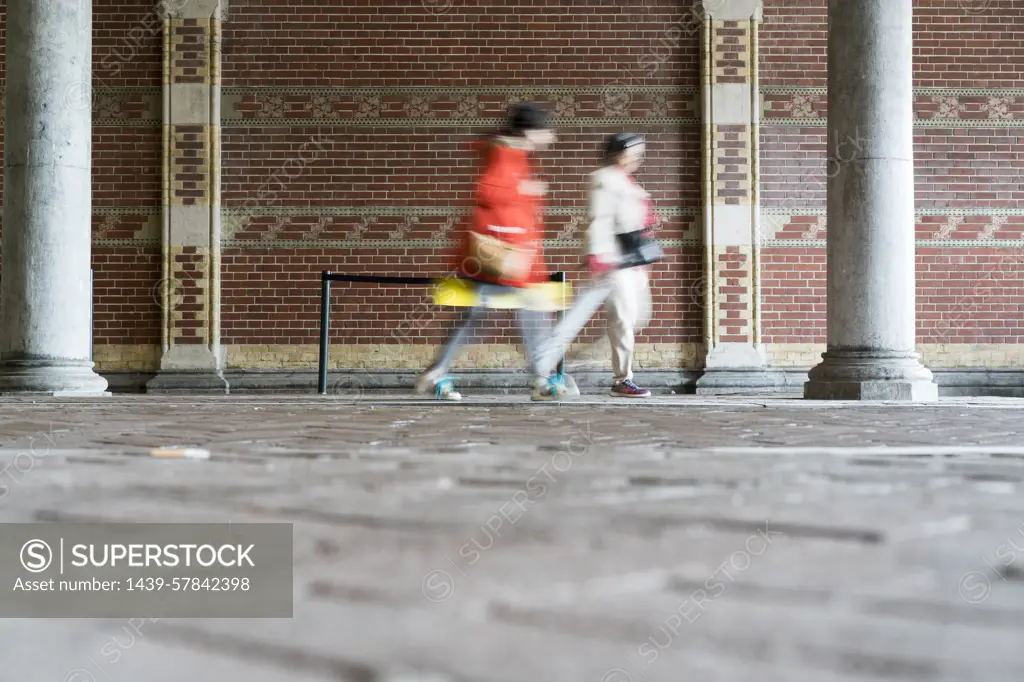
[584,164,650,264]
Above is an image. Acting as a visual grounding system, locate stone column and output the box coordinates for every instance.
[804,0,937,401]
[694,0,776,394]
[0,1,109,396]
[146,0,229,394]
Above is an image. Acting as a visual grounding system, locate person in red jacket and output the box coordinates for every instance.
[414,103,568,401]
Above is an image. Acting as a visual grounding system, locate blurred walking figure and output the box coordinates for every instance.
[536,133,660,397]
[414,102,568,401]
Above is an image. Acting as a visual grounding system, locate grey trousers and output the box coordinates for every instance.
[427,283,552,379]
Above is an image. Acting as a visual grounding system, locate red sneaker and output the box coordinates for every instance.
[610,379,651,398]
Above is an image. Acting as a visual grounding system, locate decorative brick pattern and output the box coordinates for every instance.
[169,126,212,205]
[715,248,753,343]
[89,88,162,124]
[221,213,696,247]
[701,8,761,359]
[169,19,213,84]
[917,215,1024,241]
[763,88,1024,124]
[766,214,827,241]
[713,124,753,203]
[156,11,224,373]
[712,21,752,83]
[91,212,160,243]
[761,212,1024,244]
[224,87,698,124]
[169,247,211,346]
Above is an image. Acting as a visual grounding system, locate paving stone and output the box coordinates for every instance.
[490,595,1024,681]
[3,620,344,682]
[4,396,1024,680]
[170,599,884,682]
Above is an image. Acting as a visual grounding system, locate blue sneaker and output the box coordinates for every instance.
[434,377,462,401]
[531,376,567,401]
[415,368,462,400]
[553,371,580,397]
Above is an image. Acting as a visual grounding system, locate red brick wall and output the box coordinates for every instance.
[0,0,1020,365]
[222,0,702,87]
[91,0,164,347]
[219,0,703,352]
[220,246,702,346]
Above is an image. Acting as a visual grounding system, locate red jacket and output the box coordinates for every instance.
[456,136,546,288]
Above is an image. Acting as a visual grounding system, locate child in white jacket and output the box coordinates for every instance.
[537,133,657,396]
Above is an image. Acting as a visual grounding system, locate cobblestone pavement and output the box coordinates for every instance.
[3,395,1024,681]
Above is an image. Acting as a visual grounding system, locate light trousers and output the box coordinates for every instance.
[537,266,651,383]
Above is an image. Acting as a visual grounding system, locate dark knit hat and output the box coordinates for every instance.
[602,133,645,162]
[502,102,552,136]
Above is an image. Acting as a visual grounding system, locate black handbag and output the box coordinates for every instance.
[615,229,664,269]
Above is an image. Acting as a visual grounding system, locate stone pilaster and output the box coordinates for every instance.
[804,0,937,401]
[147,1,229,394]
[0,0,109,396]
[695,0,775,394]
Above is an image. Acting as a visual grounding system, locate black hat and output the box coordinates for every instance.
[602,133,645,161]
[502,102,552,136]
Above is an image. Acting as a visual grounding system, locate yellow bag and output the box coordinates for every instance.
[465,231,533,282]
[432,278,572,311]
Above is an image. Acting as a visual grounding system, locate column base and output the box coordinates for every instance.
[695,343,776,395]
[804,349,939,401]
[145,345,230,394]
[0,359,110,396]
[695,370,788,395]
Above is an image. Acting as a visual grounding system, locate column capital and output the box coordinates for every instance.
[171,0,228,20]
[701,0,763,22]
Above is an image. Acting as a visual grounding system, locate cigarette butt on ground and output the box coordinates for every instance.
[150,447,210,460]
